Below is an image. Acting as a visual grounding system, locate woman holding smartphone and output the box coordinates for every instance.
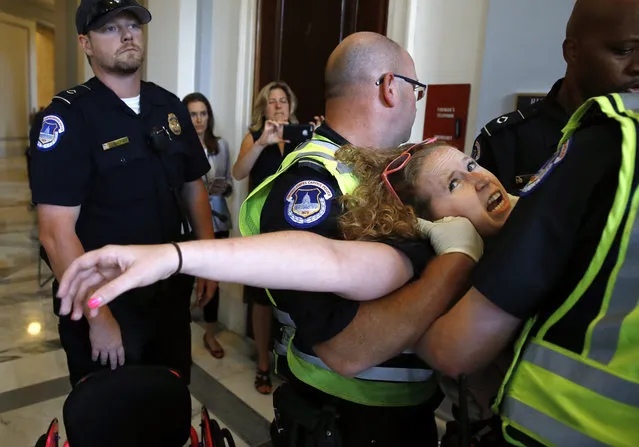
[232,81,304,394]
[183,92,233,360]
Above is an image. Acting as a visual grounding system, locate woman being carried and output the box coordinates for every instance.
[57,140,516,428]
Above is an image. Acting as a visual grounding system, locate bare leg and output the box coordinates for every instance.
[252,303,273,394]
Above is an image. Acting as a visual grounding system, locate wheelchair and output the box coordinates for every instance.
[34,365,236,447]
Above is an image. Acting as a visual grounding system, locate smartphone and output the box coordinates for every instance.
[282,123,314,144]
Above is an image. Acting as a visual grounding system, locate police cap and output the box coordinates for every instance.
[76,0,151,35]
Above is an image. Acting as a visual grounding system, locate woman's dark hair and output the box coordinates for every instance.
[182,92,219,155]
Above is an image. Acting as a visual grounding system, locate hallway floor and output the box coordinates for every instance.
[0,142,275,446]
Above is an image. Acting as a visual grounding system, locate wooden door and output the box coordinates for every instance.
[254,0,389,123]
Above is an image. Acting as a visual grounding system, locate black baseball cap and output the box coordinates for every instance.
[76,0,152,35]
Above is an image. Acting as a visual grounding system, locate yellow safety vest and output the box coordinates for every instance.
[239,135,439,407]
[494,93,639,446]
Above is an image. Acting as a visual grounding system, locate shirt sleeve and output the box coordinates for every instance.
[29,103,93,206]
[473,133,499,179]
[176,104,210,182]
[473,122,622,319]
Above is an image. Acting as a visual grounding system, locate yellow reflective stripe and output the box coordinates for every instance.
[287,346,438,407]
[492,316,536,414]
[504,347,639,447]
[522,342,639,406]
[289,344,433,383]
[538,95,635,338]
[588,189,639,365]
[502,397,608,447]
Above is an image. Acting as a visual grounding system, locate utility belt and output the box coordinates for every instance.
[272,383,342,447]
[272,309,434,384]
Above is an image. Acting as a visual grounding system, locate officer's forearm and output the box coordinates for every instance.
[182,179,215,239]
[40,230,85,284]
[314,253,475,377]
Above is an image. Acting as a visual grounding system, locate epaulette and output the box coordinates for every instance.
[298,158,328,174]
[480,102,542,138]
[52,84,92,106]
[144,81,180,101]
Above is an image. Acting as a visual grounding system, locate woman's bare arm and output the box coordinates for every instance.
[57,231,415,319]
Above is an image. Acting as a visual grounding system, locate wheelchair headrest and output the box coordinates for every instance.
[63,365,191,447]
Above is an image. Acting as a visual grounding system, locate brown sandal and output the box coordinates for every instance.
[203,334,225,359]
[254,368,272,395]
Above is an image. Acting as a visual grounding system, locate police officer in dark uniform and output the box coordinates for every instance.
[30,0,216,386]
[239,32,482,447]
[473,0,639,194]
[415,91,639,447]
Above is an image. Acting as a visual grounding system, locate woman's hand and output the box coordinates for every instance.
[256,120,285,146]
[57,244,179,320]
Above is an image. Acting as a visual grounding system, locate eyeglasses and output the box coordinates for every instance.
[375,73,427,101]
[381,137,437,205]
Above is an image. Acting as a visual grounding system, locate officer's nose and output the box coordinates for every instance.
[121,27,133,42]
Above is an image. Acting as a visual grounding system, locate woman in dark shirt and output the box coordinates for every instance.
[232,81,301,394]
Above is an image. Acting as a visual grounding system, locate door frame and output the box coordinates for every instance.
[0,12,38,126]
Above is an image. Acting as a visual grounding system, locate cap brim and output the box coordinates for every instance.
[86,6,151,33]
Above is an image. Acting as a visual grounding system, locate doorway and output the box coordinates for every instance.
[254,0,389,123]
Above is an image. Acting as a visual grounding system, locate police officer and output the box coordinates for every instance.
[30,0,216,386]
[239,32,479,446]
[473,0,639,194]
[414,91,639,446]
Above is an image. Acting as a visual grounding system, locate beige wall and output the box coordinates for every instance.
[36,24,55,109]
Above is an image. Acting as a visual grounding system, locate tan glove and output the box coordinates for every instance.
[417,216,484,262]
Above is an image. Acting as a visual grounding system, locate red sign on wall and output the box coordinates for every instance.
[422,84,471,151]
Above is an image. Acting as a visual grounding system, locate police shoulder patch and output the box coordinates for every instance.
[471,139,481,160]
[284,180,334,228]
[519,138,572,196]
[36,115,66,151]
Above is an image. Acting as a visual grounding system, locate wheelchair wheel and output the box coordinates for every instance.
[200,406,217,447]
[34,418,60,447]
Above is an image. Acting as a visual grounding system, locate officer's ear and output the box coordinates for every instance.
[378,73,399,108]
[78,34,94,58]
[563,38,578,64]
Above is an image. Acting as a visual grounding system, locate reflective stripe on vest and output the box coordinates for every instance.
[498,93,639,447]
[289,344,433,383]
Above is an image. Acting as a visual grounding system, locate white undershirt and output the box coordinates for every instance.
[121,95,141,114]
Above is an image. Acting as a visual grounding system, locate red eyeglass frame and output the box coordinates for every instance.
[381,137,438,205]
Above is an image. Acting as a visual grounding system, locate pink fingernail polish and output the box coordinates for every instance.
[88,296,103,309]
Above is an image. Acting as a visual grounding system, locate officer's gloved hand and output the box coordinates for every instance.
[417,217,484,262]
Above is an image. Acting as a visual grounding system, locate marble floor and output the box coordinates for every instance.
[0,142,277,446]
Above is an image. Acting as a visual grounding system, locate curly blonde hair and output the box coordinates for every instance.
[249,81,299,132]
[335,141,450,241]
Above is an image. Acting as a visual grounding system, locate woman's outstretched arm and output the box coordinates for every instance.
[57,231,415,320]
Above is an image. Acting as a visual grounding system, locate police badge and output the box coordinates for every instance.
[168,113,182,135]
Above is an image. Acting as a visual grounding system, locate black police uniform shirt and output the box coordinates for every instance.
[473,79,570,194]
[260,124,435,355]
[473,114,622,355]
[30,77,210,254]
